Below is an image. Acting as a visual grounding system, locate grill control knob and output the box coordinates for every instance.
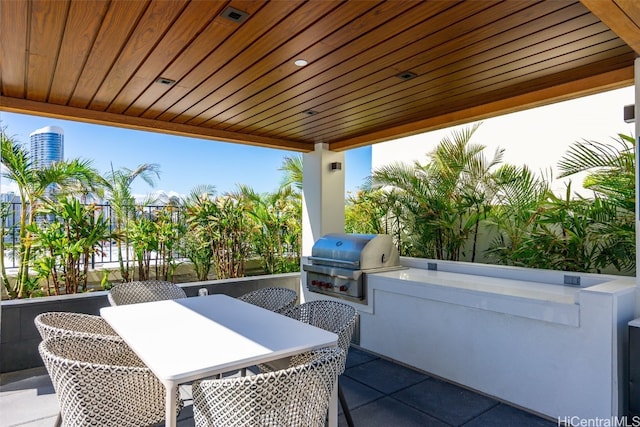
[339,285,347,292]
[311,280,318,286]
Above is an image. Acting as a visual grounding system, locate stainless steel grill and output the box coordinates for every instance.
[303,233,403,303]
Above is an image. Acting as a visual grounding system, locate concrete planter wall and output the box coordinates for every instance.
[0,273,300,373]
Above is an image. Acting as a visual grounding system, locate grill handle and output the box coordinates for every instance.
[307,256,360,268]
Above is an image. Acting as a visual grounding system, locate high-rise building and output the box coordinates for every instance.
[29,125,64,168]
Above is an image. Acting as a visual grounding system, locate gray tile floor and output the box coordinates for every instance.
[1,346,556,427]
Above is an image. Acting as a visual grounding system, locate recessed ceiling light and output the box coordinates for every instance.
[155,77,176,86]
[294,59,308,67]
[396,71,417,81]
[221,7,249,23]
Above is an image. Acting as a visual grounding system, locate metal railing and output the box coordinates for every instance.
[1,202,185,269]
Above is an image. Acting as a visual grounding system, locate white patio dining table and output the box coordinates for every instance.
[100,293,339,427]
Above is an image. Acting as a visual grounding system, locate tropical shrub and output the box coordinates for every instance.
[372,124,503,261]
[209,194,252,279]
[483,165,551,266]
[152,204,185,281]
[1,130,103,297]
[557,134,635,272]
[240,185,301,274]
[103,164,160,282]
[0,200,13,292]
[182,186,217,281]
[369,125,634,275]
[486,134,635,274]
[127,205,158,281]
[29,197,112,296]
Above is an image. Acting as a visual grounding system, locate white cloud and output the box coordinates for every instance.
[133,190,186,204]
[0,173,19,195]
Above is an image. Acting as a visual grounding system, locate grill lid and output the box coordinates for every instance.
[307,233,400,270]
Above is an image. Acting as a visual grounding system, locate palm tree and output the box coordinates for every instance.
[345,184,388,235]
[0,200,13,293]
[239,184,301,274]
[427,123,504,261]
[556,134,635,272]
[484,164,549,262]
[208,192,252,279]
[103,163,160,282]
[182,185,217,281]
[372,123,502,261]
[278,154,303,192]
[345,180,408,253]
[29,197,113,295]
[1,130,103,297]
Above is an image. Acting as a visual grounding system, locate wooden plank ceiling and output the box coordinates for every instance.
[0,0,638,152]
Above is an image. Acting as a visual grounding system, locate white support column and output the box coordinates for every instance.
[301,143,345,256]
[635,57,640,310]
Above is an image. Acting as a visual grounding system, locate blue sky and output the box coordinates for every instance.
[1,111,372,197]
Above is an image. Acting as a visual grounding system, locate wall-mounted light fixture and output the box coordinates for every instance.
[330,162,342,171]
[624,104,635,123]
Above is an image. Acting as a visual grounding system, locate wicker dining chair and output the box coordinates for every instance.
[281,300,357,370]
[236,287,299,377]
[34,312,119,340]
[259,300,358,427]
[237,286,297,313]
[192,347,344,427]
[35,312,123,427]
[107,280,187,306]
[39,335,182,427]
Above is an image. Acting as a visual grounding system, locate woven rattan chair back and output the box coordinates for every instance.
[107,280,187,306]
[282,300,358,369]
[282,300,358,426]
[39,335,181,427]
[238,287,297,313]
[192,347,343,427]
[35,312,118,340]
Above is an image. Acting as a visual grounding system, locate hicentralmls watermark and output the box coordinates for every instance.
[558,416,640,427]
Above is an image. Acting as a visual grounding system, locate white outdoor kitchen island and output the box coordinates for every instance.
[304,257,638,421]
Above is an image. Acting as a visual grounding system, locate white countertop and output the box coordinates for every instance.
[366,268,585,326]
[375,268,580,304]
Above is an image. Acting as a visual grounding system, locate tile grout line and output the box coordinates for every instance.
[458,401,502,426]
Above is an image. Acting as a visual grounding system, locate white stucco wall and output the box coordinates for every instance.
[371,86,635,197]
[356,260,637,420]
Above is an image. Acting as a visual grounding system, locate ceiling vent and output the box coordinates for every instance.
[155,77,176,86]
[396,71,417,81]
[221,7,249,23]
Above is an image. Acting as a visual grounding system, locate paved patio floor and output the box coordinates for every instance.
[1,346,556,427]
